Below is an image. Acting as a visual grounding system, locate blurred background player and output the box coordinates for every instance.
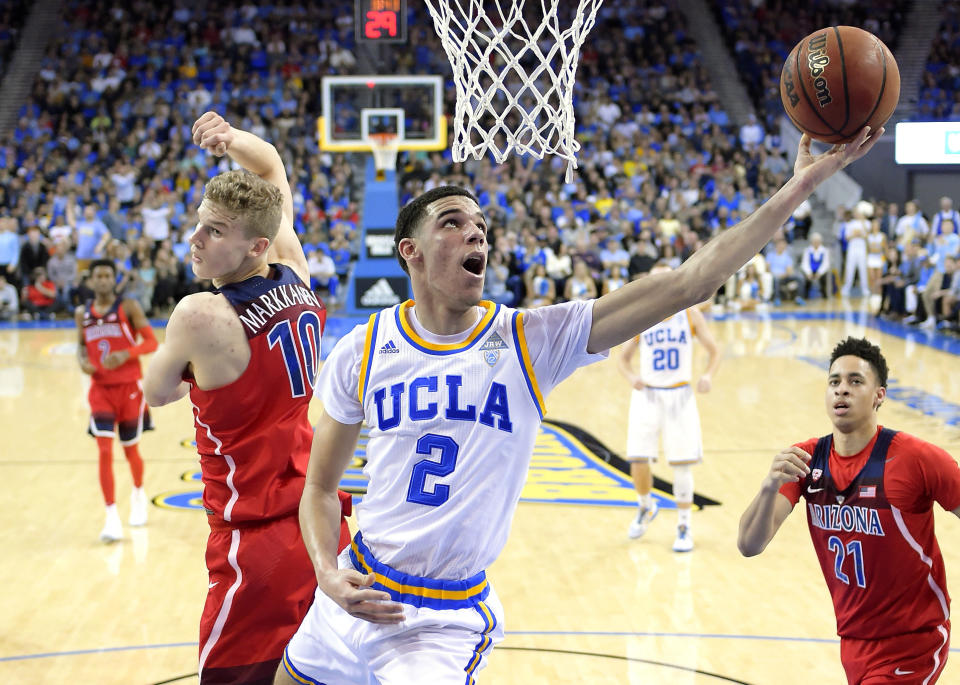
[144,112,351,685]
[75,258,156,542]
[618,263,721,551]
[739,337,960,684]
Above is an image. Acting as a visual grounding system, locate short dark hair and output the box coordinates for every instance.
[394,185,480,273]
[89,258,116,275]
[829,337,888,387]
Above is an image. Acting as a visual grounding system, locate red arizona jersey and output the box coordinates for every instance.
[781,427,960,639]
[186,264,326,523]
[82,298,142,385]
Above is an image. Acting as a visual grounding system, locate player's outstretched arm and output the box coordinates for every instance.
[191,111,308,284]
[738,446,810,556]
[587,127,883,353]
[302,411,405,625]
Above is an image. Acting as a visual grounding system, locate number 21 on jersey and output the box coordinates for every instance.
[828,535,866,588]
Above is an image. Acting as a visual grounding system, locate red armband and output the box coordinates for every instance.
[127,326,158,358]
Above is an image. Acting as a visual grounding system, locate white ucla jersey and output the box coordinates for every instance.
[318,299,604,580]
[638,310,694,387]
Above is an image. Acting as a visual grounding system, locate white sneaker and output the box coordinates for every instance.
[902,314,917,324]
[129,487,148,527]
[100,509,123,543]
[920,316,936,329]
[628,501,659,539]
[672,524,694,552]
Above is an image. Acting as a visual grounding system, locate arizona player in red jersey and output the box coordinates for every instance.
[143,112,351,685]
[739,337,960,684]
[75,258,157,542]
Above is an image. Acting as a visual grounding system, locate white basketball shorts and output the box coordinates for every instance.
[282,533,505,685]
[625,384,703,464]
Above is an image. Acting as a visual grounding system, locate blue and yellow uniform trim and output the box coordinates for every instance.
[350,532,490,610]
[464,600,497,684]
[396,300,500,355]
[511,311,545,419]
[282,645,324,685]
[357,312,381,404]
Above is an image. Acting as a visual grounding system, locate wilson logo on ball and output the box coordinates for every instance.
[806,33,833,107]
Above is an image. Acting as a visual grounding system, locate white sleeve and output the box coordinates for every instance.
[315,323,367,425]
[520,300,608,397]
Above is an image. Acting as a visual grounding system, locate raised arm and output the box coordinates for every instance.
[737,445,810,556]
[191,111,308,283]
[587,128,883,353]
[302,410,404,624]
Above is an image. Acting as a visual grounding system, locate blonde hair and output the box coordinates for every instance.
[203,169,283,241]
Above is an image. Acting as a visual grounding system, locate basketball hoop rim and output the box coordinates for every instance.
[368,132,399,148]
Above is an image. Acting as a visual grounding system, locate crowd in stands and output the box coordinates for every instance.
[0,0,958,336]
[0,0,363,319]
[918,0,960,121]
[836,196,960,330]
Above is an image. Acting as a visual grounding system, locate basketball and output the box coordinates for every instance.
[780,26,900,144]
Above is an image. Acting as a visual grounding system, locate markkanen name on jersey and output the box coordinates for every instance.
[236,284,322,335]
[808,502,885,536]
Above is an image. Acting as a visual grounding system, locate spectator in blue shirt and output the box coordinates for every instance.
[766,238,805,306]
[71,202,111,273]
[932,196,960,236]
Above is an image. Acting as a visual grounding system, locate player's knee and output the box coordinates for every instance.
[672,465,694,503]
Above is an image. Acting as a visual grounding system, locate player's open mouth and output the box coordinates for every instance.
[833,401,849,414]
[462,254,485,276]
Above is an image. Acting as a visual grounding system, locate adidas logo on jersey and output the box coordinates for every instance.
[379,340,400,354]
[360,278,401,307]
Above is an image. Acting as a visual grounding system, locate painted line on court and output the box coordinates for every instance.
[3,633,957,662]
[0,642,196,662]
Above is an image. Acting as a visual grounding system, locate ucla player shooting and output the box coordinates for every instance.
[278,128,884,685]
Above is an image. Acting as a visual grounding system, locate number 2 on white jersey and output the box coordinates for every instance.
[406,433,459,506]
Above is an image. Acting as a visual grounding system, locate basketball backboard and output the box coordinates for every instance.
[318,75,447,152]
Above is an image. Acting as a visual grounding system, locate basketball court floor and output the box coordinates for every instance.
[1,298,958,684]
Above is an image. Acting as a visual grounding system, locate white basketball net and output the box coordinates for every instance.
[368,133,399,176]
[424,0,604,181]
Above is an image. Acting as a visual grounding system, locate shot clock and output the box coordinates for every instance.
[356,0,408,43]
